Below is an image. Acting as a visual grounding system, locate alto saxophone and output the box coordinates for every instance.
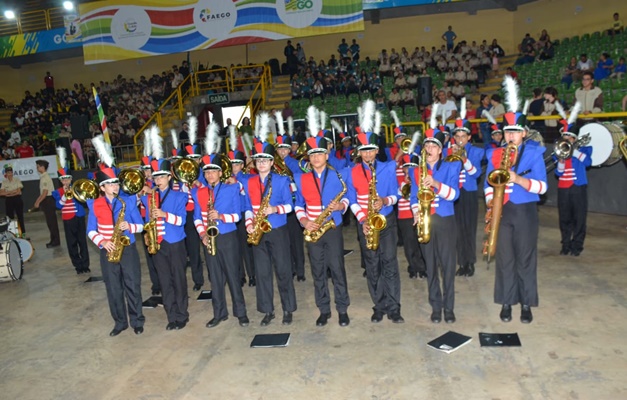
[482,142,518,262]
[303,166,347,243]
[143,190,159,255]
[108,195,131,263]
[416,148,435,243]
[247,177,273,246]
[365,162,388,251]
[205,188,219,256]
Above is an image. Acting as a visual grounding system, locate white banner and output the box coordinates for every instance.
[2,156,59,182]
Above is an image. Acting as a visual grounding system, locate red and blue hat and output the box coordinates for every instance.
[423,127,446,148]
[503,112,527,131]
[252,141,275,159]
[140,155,152,170]
[201,154,225,171]
[151,159,172,177]
[356,132,378,151]
[185,143,202,159]
[57,166,72,179]
[305,137,328,155]
[401,153,420,168]
[228,150,246,164]
[95,164,119,186]
[339,132,352,143]
[276,134,292,149]
[452,118,471,134]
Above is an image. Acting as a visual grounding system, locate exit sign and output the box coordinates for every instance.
[207,93,230,105]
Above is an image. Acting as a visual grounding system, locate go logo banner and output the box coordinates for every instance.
[277,0,323,29]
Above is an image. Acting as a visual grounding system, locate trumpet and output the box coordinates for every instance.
[444,144,466,163]
[400,138,413,153]
[553,133,591,161]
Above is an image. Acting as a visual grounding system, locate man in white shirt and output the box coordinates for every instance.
[574,54,593,81]
[436,90,458,129]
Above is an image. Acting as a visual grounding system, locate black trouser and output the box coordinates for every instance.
[5,196,25,234]
[63,216,89,271]
[307,225,350,314]
[558,184,587,252]
[41,196,60,244]
[287,212,305,277]
[253,225,297,314]
[236,215,255,280]
[100,243,144,330]
[494,202,539,307]
[153,240,189,324]
[141,240,161,293]
[397,217,426,274]
[420,214,457,312]
[203,230,247,320]
[184,210,204,285]
[454,188,479,266]
[356,213,401,315]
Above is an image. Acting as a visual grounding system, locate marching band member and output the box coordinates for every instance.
[554,102,591,256]
[141,129,189,330]
[385,110,406,166]
[346,100,403,324]
[243,113,297,326]
[138,131,160,295]
[295,135,351,327]
[449,99,485,277]
[228,126,256,287]
[397,133,426,279]
[484,77,547,324]
[53,147,90,274]
[482,110,504,150]
[410,115,461,323]
[87,135,145,336]
[193,149,249,328]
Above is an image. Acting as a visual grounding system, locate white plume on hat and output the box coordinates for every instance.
[568,101,582,125]
[522,99,530,116]
[150,125,163,160]
[331,119,343,133]
[257,112,270,143]
[482,109,497,125]
[188,115,198,145]
[503,75,520,113]
[459,97,467,120]
[143,130,152,157]
[430,103,440,129]
[93,135,114,167]
[287,116,294,135]
[170,129,179,150]
[357,105,364,128]
[407,131,421,155]
[360,99,376,133]
[554,101,567,120]
[319,110,327,131]
[276,110,286,136]
[56,146,67,170]
[374,111,382,136]
[205,121,220,155]
[390,110,401,129]
[306,106,319,138]
[228,125,238,152]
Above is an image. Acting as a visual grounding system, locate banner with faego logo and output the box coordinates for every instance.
[79,0,364,64]
[2,156,58,182]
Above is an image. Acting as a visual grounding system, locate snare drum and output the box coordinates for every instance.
[0,239,23,282]
[579,122,626,166]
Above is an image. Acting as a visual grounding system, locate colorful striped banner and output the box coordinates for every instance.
[92,86,111,144]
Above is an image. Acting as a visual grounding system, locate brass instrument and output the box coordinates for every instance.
[400,138,412,153]
[172,158,199,184]
[143,190,160,255]
[247,177,273,246]
[205,188,220,256]
[68,178,100,203]
[416,148,436,243]
[553,133,591,161]
[303,166,347,243]
[444,144,467,163]
[273,155,293,179]
[219,156,232,183]
[118,168,145,195]
[365,162,387,251]
[401,181,411,200]
[620,136,627,160]
[107,195,130,263]
[482,142,518,262]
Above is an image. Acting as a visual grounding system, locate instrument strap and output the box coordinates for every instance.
[258,173,272,201]
[360,160,375,181]
[209,182,222,203]
[312,167,329,206]
[158,187,171,207]
[513,143,526,173]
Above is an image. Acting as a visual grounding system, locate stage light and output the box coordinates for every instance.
[63,1,74,11]
[4,10,15,19]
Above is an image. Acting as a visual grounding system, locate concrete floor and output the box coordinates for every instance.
[0,206,626,400]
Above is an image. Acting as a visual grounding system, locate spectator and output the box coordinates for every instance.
[491,51,499,77]
[518,33,536,54]
[489,94,505,120]
[561,56,579,89]
[451,80,466,101]
[8,130,21,147]
[542,86,560,138]
[387,88,401,111]
[489,39,505,57]
[610,57,626,81]
[71,137,85,168]
[593,52,614,81]
[436,89,458,128]
[465,99,478,139]
[296,43,305,64]
[281,101,293,120]
[575,71,603,117]
[505,67,519,84]
[538,41,555,61]
[16,140,34,158]
[441,26,457,51]
[607,12,624,37]
[400,87,416,115]
[178,121,189,142]
[515,44,536,66]
[350,39,360,61]
[338,38,349,60]
[574,54,593,81]
[44,72,54,96]
[535,29,551,50]
[476,94,492,143]
[374,88,386,110]
[528,88,545,131]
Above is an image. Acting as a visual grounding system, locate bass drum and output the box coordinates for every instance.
[13,238,34,262]
[0,239,23,282]
[579,122,626,166]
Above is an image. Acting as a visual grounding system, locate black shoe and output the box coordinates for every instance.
[430,310,442,323]
[316,312,332,326]
[241,277,246,287]
[362,270,367,278]
[134,327,144,335]
[371,311,384,323]
[409,271,418,279]
[166,322,177,330]
[500,304,512,322]
[444,309,456,323]
[282,311,293,325]
[296,275,306,282]
[466,264,475,277]
[455,265,467,276]
[571,249,582,257]
[176,320,187,330]
[388,312,405,324]
[76,269,83,275]
[418,271,427,279]
[338,313,350,327]
[206,316,228,328]
[260,313,275,326]
[193,284,202,291]
[151,289,161,296]
[46,243,60,248]
[560,247,570,255]
[238,316,250,327]
[85,267,91,273]
[248,277,256,287]
[521,305,533,324]
[109,327,127,337]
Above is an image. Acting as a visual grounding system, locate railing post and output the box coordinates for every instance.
[177,87,183,119]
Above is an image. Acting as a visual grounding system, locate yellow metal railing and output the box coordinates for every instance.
[0,7,67,36]
[389,122,426,144]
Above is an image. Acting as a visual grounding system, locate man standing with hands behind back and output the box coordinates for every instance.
[34,159,60,248]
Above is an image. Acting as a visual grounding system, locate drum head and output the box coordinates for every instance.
[0,240,23,282]
[580,123,612,166]
[14,238,33,262]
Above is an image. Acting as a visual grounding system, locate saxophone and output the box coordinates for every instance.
[205,188,220,256]
[143,190,159,255]
[482,142,518,262]
[247,176,273,246]
[416,148,436,243]
[303,166,347,243]
[108,195,131,263]
[365,162,388,251]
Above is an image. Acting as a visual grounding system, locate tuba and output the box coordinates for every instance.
[143,190,160,255]
[416,148,435,243]
[118,168,145,195]
[107,195,130,263]
[303,166,347,243]
[69,178,100,203]
[273,155,293,179]
[172,158,199,184]
[365,162,388,251]
[205,188,220,256]
[247,176,273,246]
[219,156,232,182]
[482,142,518,262]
